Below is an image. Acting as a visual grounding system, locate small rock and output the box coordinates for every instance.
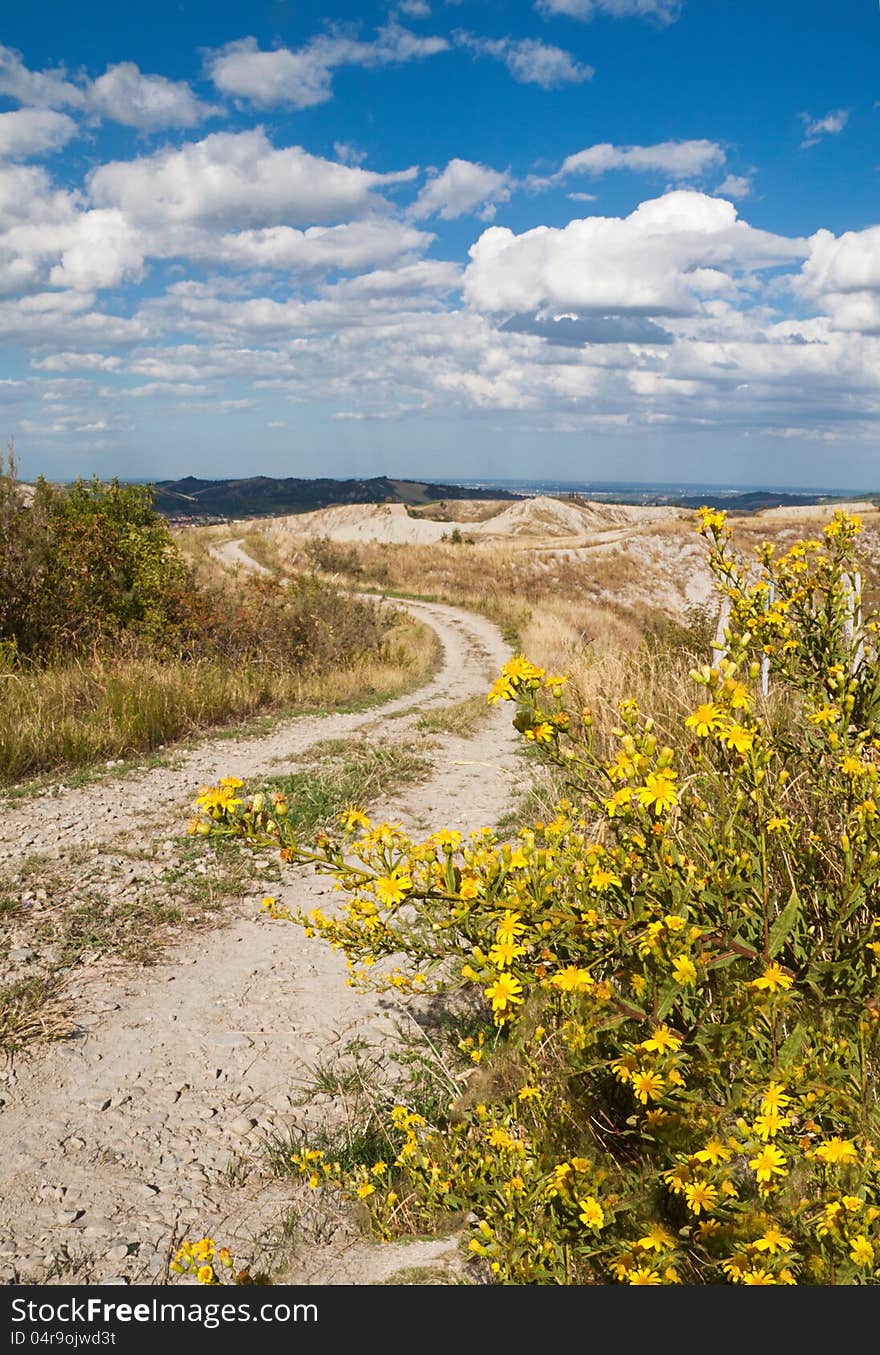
[10,947,35,962]
[56,1210,82,1226]
[131,1183,159,1200]
[228,1116,256,1136]
[85,1097,112,1112]
[105,1243,134,1263]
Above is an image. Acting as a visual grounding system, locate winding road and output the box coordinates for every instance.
[0,566,520,1286]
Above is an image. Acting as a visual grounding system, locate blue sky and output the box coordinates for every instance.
[2,0,879,487]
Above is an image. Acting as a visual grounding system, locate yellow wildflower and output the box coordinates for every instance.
[752,1226,793,1254]
[578,1196,605,1230]
[638,770,679,814]
[814,1137,859,1165]
[631,1071,665,1104]
[639,1025,683,1054]
[375,870,412,906]
[637,1223,676,1253]
[695,1139,732,1165]
[627,1267,662,1285]
[549,966,594,994]
[751,963,793,993]
[484,972,524,1019]
[684,1181,719,1216]
[723,724,755,754]
[672,955,697,986]
[749,1145,788,1185]
[685,703,725,737]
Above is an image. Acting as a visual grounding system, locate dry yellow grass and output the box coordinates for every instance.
[182,504,880,754]
[266,531,673,680]
[0,614,438,787]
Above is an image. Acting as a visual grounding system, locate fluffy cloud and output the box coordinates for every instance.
[463,191,806,319]
[557,139,725,180]
[319,260,460,300]
[205,23,448,109]
[205,38,332,109]
[195,219,434,273]
[454,33,592,87]
[0,290,151,347]
[0,162,148,295]
[47,209,145,291]
[536,0,681,20]
[799,225,880,333]
[716,173,752,199]
[0,136,432,310]
[410,159,512,220]
[85,63,217,130]
[0,45,214,131]
[0,45,84,108]
[0,109,77,159]
[88,130,417,228]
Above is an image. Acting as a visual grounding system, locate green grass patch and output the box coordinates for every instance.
[257,737,432,836]
[415,695,488,739]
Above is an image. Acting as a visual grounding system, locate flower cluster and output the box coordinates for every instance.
[190,510,880,1284]
[170,1238,234,1285]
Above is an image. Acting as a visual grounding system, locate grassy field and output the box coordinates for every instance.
[248,506,880,743]
[0,612,438,788]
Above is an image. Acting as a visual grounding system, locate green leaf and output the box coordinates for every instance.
[768,889,800,959]
[656,979,680,1021]
[777,1020,808,1067]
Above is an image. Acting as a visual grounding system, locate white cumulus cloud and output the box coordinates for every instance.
[410,158,512,220]
[85,63,217,129]
[205,23,448,109]
[557,139,725,180]
[198,219,434,274]
[47,209,145,291]
[0,109,78,159]
[0,44,85,108]
[463,190,806,320]
[87,130,418,229]
[715,173,752,200]
[799,224,880,333]
[32,351,123,372]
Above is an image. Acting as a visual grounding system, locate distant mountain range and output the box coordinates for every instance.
[148,474,876,521]
[151,475,521,520]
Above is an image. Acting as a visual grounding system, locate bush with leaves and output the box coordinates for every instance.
[193,510,880,1285]
[0,462,194,658]
[0,458,392,675]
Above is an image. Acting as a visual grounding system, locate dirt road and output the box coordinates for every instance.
[0,576,520,1285]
